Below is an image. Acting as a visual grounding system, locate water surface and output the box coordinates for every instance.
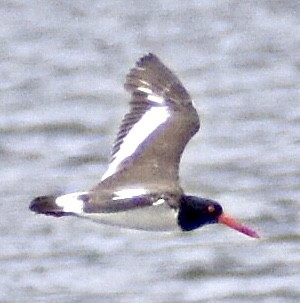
[1,1,299,302]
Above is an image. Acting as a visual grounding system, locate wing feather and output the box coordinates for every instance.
[99,53,200,188]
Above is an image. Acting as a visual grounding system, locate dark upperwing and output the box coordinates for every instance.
[93,53,200,193]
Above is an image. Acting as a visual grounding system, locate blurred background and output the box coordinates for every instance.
[0,1,299,302]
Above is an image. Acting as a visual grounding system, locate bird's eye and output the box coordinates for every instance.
[208,205,215,213]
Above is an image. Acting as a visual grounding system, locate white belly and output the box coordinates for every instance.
[78,202,179,232]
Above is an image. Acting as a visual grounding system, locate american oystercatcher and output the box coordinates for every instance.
[30,53,259,238]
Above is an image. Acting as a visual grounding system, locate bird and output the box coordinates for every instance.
[30,53,259,238]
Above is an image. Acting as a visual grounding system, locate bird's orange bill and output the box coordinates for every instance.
[218,213,259,238]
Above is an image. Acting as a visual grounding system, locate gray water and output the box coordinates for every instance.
[1,1,300,302]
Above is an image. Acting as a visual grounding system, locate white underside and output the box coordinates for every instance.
[77,202,179,232]
[54,191,179,231]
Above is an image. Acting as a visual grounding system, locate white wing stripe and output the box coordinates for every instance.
[101,106,170,180]
[147,94,165,104]
[137,87,165,104]
[137,86,153,94]
[112,188,147,200]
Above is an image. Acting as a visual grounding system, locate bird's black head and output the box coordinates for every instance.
[178,195,223,231]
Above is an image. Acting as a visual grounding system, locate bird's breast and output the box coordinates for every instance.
[79,199,180,231]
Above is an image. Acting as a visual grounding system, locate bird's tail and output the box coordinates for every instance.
[29,192,88,217]
[29,195,66,217]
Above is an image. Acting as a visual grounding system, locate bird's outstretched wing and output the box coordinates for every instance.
[98,53,200,190]
[30,54,201,222]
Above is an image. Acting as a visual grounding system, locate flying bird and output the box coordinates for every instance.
[30,53,259,238]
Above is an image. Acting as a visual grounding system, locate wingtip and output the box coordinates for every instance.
[136,53,159,67]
